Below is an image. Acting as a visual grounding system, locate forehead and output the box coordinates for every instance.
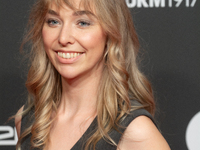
[46,0,97,20]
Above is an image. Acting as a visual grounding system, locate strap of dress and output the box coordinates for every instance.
[72,100,156,150]
[94,107,156,150]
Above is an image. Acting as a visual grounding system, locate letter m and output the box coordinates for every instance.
[149,0,165,7]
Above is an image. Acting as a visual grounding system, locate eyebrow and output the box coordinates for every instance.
[73,10,95,17]
[47,9,96,17]
[48,9,59,16]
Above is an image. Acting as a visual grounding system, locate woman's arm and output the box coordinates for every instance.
[117,116,171,150]
[15,105,24,138]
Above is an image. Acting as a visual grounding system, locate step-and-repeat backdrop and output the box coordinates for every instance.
[0,0,199,149]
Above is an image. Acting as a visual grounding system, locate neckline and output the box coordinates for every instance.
[70,116,97,150]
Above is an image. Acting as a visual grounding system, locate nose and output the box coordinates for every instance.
[58,25,75,47]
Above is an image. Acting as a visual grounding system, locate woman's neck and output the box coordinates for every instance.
[58,70,102,118]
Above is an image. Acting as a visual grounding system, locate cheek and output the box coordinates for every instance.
[42,28,54,62]
[80,30,106,50]
[42,28,50,48]
[42,27,57,49]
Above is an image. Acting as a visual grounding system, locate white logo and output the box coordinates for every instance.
[0,126,18,146]
[126,0,197,8]
[186,111,200,150]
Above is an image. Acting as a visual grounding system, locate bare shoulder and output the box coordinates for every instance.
[117,116,171,150]
[15,105,24,138]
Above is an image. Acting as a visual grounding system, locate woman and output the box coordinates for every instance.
[15,0,171,149]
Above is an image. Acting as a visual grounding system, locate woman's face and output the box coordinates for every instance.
[42,1,107,80]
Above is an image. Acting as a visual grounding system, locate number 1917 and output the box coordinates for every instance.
[169,0,197,7]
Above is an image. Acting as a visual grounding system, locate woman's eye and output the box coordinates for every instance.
[78,21,90,27]
[47,19,59,26]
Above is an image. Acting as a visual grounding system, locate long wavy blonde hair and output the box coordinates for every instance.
[17,0,155,149]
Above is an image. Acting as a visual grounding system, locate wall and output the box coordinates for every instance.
[0,0,199,149]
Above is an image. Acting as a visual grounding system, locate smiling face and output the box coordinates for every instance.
[42,1,107,81]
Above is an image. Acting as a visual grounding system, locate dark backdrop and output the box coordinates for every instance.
[1,0,200,149]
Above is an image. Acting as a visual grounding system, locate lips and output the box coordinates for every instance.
[57,52,84,59]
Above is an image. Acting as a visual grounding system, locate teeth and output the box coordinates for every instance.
[70,53,73,58]
[58,52,62,57]
[58,52,82,59]
[63,53,66,58]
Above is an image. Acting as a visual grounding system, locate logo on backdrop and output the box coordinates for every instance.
[185,111,200,150]
[0,126,18,146]
[126,0,197,8]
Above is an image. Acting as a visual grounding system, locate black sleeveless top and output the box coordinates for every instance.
[20,101,156,150]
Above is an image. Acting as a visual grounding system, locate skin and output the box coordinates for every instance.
[15,1,171,150]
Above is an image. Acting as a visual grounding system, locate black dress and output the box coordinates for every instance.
[20,101,156,150]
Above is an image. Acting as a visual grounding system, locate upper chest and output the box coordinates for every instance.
[45,117,95,150]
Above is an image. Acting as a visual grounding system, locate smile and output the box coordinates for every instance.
[58,52,83,59]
